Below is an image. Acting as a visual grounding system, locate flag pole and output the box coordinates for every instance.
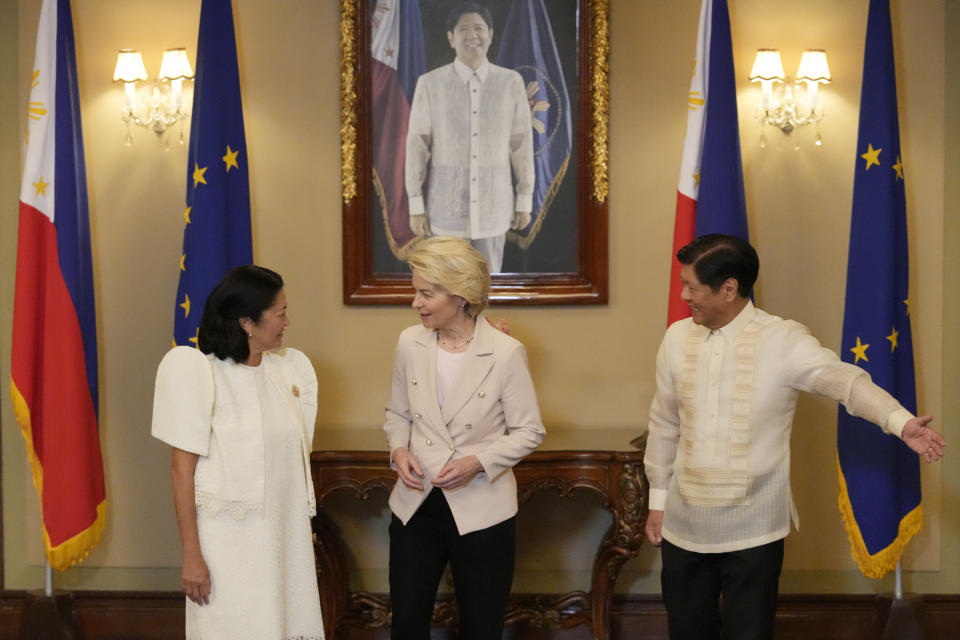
[881,559,922,639]
[45,559,53,596]
[894,559,903,599]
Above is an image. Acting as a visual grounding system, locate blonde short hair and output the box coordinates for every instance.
[407,236,490,317]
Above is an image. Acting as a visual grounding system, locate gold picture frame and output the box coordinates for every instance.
[341,0,608,305]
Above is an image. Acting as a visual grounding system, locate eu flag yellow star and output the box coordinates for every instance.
[892,156,904,181]
[180,293,191,318]
[886,326,899,352]
[184,206,192,226]
[850,336,870,364]
[222,145,240,172]
[179,254,186,271]
[861,143,882,170]
[188,327,200,347]
[193,163,208,187]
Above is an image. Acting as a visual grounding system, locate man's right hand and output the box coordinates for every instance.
[409,214,430,237]
[645,509,664,547]
[392,446,425,490]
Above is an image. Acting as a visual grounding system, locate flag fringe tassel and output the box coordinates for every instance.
[374,169,420,261]
[836,457,922,579]
[10,379,107,570]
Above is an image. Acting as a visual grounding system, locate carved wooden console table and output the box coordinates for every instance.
[310,430,648,640]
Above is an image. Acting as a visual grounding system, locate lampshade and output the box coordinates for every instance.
[113,49,148,83]
[159,48,194,81]
[796,49,831,83]
[749,49,785,82]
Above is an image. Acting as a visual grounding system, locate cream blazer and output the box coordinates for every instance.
[384,316,546,535]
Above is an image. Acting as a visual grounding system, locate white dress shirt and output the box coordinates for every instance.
[405,58,534,239]
[644,301,913,553]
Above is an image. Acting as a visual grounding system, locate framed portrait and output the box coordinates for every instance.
[341,0,608,304]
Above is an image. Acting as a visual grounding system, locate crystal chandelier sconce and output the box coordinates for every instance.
[749,49,831,149]
[113,48,194,146]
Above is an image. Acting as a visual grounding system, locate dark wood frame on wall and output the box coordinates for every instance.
[340,0,609,305]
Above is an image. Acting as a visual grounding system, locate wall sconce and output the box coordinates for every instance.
[749,48,831,148]
[113,48,194,146]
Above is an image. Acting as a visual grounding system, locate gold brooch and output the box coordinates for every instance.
[292,385,300,397]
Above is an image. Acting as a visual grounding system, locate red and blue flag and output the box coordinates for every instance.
[668,0,750,324]
[371,0,426,258]
[11,0,106,570]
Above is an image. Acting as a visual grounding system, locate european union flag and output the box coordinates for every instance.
[837,0,920,579]
[496,0,572,248]
[173,0,252,347]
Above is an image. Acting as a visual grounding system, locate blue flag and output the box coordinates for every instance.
[173,0,252,347]
[837,0,920,579]
[496,0,572,248]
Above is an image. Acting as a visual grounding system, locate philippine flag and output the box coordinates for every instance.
[371,0,425,259]
[10,0,106,570]
[667,0,750,325]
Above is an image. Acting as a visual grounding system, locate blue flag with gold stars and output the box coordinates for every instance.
[173,0,252,347]
[837,0,920,579]
[496,0,572,248]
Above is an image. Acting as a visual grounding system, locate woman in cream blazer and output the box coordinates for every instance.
[384,237,545,640]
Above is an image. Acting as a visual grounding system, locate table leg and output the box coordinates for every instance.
[313,510,349,639]
[589,460,647,640]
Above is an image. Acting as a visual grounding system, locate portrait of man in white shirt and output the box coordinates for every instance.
[404,1,535,273]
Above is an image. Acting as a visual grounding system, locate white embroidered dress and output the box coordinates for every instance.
[152,347,324,640]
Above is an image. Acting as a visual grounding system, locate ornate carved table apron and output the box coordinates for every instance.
[310,429,648,640]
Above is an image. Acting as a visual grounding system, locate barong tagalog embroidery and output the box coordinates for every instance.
[675,320,763,506]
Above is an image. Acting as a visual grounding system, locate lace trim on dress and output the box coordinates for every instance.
[195,490,260,520]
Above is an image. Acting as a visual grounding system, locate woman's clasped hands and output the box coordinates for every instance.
[391,446,483,491]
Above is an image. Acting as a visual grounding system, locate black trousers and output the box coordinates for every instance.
[389,488,516,640]
[661,538,784,640]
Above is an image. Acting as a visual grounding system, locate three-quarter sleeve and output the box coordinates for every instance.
[151,346,215,456]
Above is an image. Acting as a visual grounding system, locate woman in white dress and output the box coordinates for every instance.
[384,237,545,639]
[152,265,324,640]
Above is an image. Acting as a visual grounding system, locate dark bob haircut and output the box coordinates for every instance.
[446,1,493,32]
[198,265,284,362]
[676,234,758,298]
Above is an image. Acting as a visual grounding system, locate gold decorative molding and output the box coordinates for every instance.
[339,0,358,203]
[590,0,610,204]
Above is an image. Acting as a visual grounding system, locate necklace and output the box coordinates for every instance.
[437,331,474,351]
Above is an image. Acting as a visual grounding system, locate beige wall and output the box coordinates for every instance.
[1,0,956,595]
